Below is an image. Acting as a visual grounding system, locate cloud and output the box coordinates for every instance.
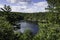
[6,0,17,3]
[6,0,32,3]
[0,4,4,11]
[11,6,27,12]
[11,1,48,13]
[0,0,48,13]
[0,4,3,8]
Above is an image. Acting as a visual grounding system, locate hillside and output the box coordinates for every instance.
[0,10,60,40]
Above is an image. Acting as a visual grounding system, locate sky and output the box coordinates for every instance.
[0,0,48,13]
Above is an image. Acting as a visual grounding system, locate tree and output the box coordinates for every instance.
[46,0,60,24]
[0,16,15,40]
[0,5,24,24]
[0,5,11,12]
[46,0,60,12]
[0,5,11,17]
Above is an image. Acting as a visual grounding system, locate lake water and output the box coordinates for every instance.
[15,20,39,34]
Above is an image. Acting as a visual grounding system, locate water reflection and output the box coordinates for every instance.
[14,20,39,34]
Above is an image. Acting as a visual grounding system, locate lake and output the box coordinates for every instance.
[14,20,39,34]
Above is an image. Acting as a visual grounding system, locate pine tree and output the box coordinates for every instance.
[0,5,11,12]
[46,0,60,12]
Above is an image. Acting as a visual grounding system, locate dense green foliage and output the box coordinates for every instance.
[0,0,60,40]
[47,0,60,12]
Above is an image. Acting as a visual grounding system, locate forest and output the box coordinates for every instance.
[0,0,60,40]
